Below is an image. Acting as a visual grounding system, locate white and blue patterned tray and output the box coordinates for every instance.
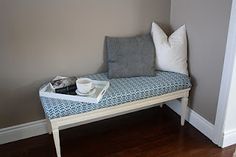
[39,80,110,104]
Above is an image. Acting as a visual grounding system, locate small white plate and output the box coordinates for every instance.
[75,88,96,96]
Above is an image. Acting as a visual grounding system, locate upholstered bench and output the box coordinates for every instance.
[39,71,191,157]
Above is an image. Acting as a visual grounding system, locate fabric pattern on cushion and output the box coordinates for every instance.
[40,71,191,119]
[106,34,155,78]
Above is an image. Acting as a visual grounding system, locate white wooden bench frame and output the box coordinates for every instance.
[47,88,190,157]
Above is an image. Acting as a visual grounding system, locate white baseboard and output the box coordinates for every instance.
[166,100,215,141]
[222,129,236,147]
[0,119,48,145]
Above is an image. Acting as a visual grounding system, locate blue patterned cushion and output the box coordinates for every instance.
[40,71,191,119]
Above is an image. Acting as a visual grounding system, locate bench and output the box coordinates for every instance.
[39,71,191,157]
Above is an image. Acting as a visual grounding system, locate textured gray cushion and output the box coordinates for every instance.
[106,34,156,78]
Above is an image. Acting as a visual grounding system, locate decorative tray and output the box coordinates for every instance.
[39,80,110,104]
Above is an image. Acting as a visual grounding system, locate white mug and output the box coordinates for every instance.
[76,78,94,94]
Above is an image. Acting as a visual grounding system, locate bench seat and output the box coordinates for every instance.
[40,71,191,120]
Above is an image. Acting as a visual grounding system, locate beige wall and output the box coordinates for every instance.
[170,0,232,123]
[0,0,170,128]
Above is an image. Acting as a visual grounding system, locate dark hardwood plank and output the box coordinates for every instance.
[0,106,235,157]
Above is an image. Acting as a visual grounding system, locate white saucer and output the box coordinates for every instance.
[75,88,96,96]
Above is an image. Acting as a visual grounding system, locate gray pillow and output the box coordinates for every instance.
[106,34,156,78]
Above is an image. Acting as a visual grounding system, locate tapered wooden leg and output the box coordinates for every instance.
[46,118,52,134]
[233,148,236,157]
[160,103,164,108]
[181,97,188,126]
[52,129,61,157]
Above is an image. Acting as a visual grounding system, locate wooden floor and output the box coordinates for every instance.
[0,106,235,157]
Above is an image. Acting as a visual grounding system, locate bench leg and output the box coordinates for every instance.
[160,103,164,108]
[46,118,52,134]
[233,148,236,157]
[52,129,61,157]
[181,97,188,126]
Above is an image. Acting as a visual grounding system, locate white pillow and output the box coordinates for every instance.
[151,22,188,75]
